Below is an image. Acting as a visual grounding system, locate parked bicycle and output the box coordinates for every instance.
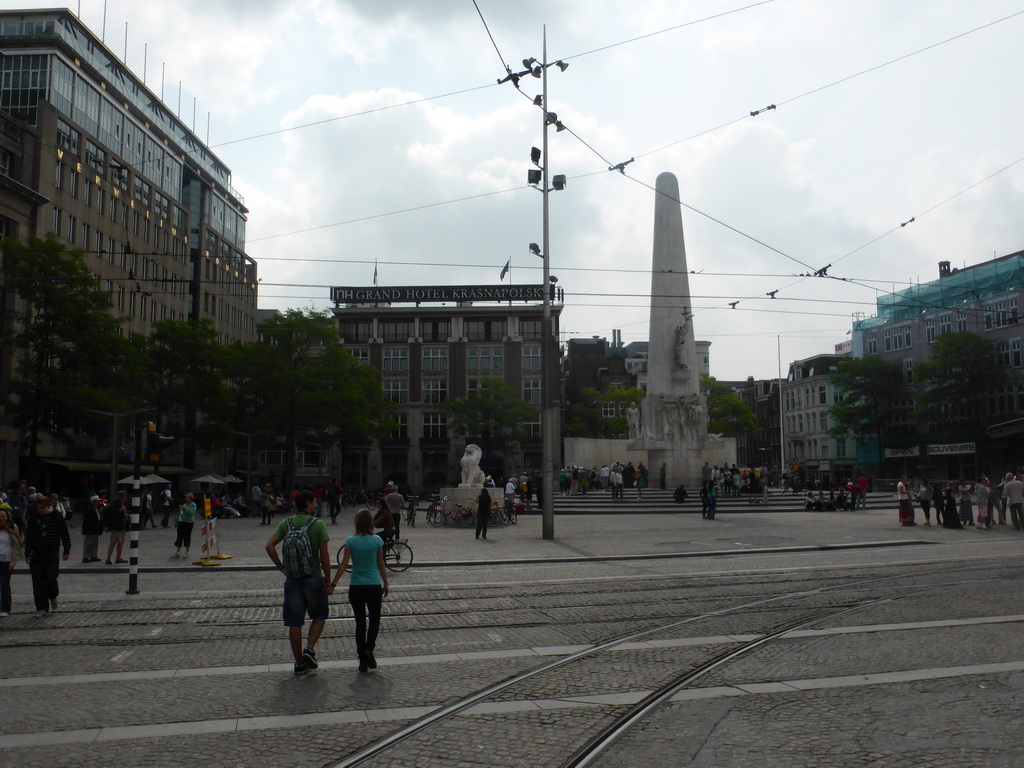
[426,496,474,527]
[404,495,417,527]
[336,537,413,573]
[489,501,517,525]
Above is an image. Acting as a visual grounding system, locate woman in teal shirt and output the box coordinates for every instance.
[172,492,197,558]
[329,508,389,672]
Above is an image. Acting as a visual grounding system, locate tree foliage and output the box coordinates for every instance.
[913,331,1003,430]
[565,384,644,438]
[234,309,389,488]
[828,355,908,467]
[2,236,143,460]
[444,377,538,447]
[142,318,230,449]
[701,375,757,437]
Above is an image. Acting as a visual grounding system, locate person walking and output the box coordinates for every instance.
[103,491,130,564]
[1003,473,1024,530]
[475,487,490,540]
[940,482,963,529]
[329,508,389,673]
[159,485,173,528]
[918,479,934,526]
[957,479,975,527]
[266,490,332,675]
[80,494,103,562]
[635,463,647,499]
[976,477,991,530]
[0,505,23,616]
[172,493,197,558]
[897,476,914,526]
[24,495,71,616]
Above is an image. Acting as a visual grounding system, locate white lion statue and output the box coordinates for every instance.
[459,444,486,488]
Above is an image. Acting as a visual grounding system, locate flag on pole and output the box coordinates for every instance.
[373,260,378,286]
[499,259,510,280]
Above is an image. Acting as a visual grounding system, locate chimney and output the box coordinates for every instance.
[938,261,951,278]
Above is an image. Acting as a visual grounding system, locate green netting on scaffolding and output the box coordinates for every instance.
[854,251,1024,329]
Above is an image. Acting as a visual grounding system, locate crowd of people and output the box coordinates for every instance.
[896,473,1024,530]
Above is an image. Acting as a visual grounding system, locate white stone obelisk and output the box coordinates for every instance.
[627,172,735,487]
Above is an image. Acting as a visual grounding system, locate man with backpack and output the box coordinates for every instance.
[265,490,332,675]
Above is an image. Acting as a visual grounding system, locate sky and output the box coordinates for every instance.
[26,0,1024,380]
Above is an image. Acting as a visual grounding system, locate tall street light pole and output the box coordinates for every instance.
[540,27,556,540]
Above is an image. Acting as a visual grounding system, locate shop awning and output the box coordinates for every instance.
[44,460,193,475]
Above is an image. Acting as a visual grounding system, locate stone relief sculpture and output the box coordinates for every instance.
[627,405,641,442]
[458,444,486,488]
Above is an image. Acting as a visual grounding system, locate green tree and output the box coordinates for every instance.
[914,331,1004,432]
[142,318,230,451]
[237,309,388,489]
[565,384,644,438]
[828,355,908,468]
[444,377,538,450]
[2,236,143,462]
[701,376,757,437]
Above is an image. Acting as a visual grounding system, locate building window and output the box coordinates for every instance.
[939,315,951,335]
[865,333,877,355]
[466,318,507,341]
[523,345,541,370]
[1013,339,1022,368]
[520,318,543,340]
[524,421,542,440]
[467,345,503,371]
[349,347,369,366]
[925,318,935,343]
[297,445,320,468]
[423,413,447,440]
[54,162,64,189]
[903,358,913,384]
[602,402,617,418]
[56,119,80,155]
[421,319,450,342]
[259,449,286,465]
[389,413,408,440]
[998,341,1011,367]
[422,347,448,371]
[817,385,826,405]
[957,312,968,332]
[523,377,541,404]
[380,321,412,342]
[423,378,448,404]
[383,379,407,404]
[984,299,1019,330]
[382,347,408,372]
[835,440,846,458]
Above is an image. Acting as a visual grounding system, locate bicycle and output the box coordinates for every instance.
[336,537,414,573]
[426,496,474,527]
[404,496,417,527]
[488,501,517,525]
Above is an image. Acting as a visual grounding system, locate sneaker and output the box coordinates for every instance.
[35,610,47,617]
[302,647,318,670]
[293,660,310,676]
[49,598,58,612]
[0,612,8,617]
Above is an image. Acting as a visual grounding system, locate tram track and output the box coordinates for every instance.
[328,561,1024,768]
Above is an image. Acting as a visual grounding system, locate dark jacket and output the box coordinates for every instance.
[102,501,130,533]
[80,500,104,536]
[24,511,71,558]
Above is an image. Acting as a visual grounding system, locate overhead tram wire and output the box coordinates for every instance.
[471,0,512,77]
[634,8,1024,162]
[241,10,1021,246]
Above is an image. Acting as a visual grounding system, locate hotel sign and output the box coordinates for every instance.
[330,284,544,304]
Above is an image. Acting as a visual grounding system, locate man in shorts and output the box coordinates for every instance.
[265,490,331,675]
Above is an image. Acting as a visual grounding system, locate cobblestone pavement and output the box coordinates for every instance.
[1,503,1022,767]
